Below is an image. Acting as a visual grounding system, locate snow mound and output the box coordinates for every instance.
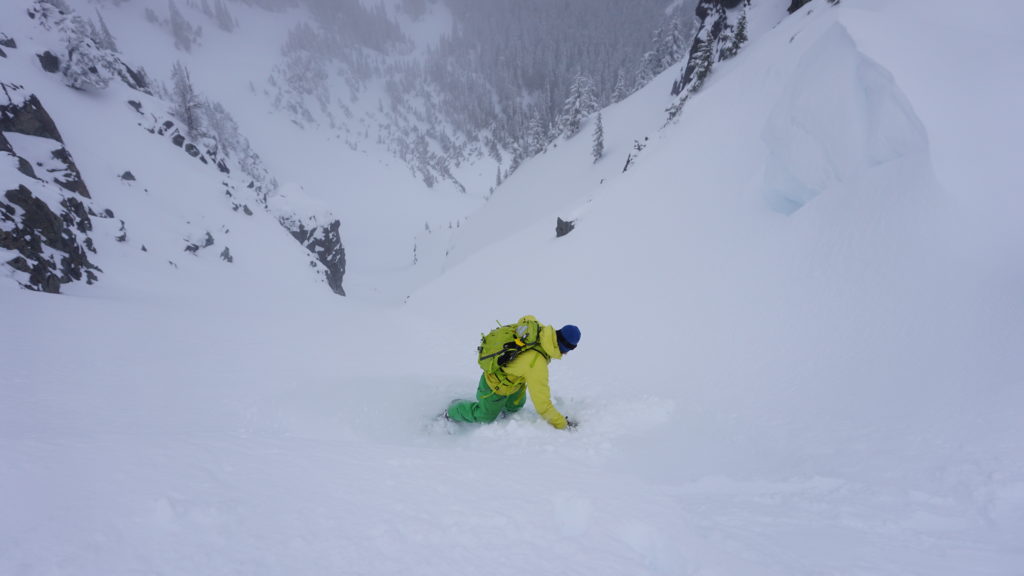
[762,23,929,214]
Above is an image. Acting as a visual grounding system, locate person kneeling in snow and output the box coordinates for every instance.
[444,315,581,430]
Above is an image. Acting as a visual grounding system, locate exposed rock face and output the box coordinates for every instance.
[1,185,99,292]
[1,83,100,293]
[0,85,64,143]
[49,147,91,198]
[556,217,575,238]
[286,219,347,296]
[668,0,749,119]
[788,0,814,13]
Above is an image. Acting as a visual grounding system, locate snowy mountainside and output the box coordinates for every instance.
[2,1,1023,575]
[1,0,348,298]
[2,0,697,300]
[407,0,1024,564]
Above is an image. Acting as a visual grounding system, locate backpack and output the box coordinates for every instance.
[477,318,548,378]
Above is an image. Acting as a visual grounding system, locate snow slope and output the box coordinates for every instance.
[3,1,1023,575]
[99,0,486,300]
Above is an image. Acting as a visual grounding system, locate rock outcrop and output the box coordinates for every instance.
[284,218,347,296]
[1,83,100,292]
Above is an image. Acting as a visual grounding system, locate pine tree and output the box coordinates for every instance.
[94,9,119,53]
[560,73,598,137]
[634,51,658,91]
[734,11,749,46]
[526,114,548,155]
[611,69,630,103]
[658,18,687,70]
[214,0,236,32]
[168,0,200,52]
[722,10,748,60]
[592,112,604,163]
[170,61,202,137]
[61,15,120,91]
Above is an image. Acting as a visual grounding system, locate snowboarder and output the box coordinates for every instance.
[445,316,581,430]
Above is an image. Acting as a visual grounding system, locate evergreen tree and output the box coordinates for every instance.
[525,114,548,155]
[170,61,202,137]
[634,50,658,91]
[611,69,630,103]
[560,73,598,137]
[168,0,200,52]
[61,15,120,90]
[214,0,236,32]
[592,112,604,163]
[657,18,687,70]
[94,9,119,52]
[721,10,748,60]
[733,10,749,46]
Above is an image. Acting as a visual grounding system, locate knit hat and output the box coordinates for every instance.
[556,325,581,354]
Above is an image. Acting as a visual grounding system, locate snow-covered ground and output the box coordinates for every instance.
[3,0,1023,574]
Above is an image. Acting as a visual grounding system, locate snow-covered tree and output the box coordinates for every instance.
[525,114,548,155]
[611,69,630,103]
[559,73,598,137]
[633,16,692,92]
[721,10,748,60]
[168,0,201,52]
[213,0,237,32]
[657,18,688,70]
[170,61,202,137]
[93,9,119,52]
[202,100,243,156]
[634,51,658,91]
[61,14,121,90]
[592,112,604,163]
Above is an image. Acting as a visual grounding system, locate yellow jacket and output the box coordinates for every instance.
[483,315,568,429]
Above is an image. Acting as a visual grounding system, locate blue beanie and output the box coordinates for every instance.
[556,325,581,354]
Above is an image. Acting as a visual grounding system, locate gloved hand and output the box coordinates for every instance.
[565,418,578,431]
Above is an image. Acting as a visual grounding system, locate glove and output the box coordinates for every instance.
[565,418,578,431]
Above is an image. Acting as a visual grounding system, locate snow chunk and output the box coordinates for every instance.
[761,23,929,214]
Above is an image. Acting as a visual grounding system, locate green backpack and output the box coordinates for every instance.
[477,319,547,377]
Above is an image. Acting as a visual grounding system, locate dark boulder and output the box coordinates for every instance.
[788,0,814,13]
[37,51,60,73]
[556,217,575,238]
[118,63,151,94]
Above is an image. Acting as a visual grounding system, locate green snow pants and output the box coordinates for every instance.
[447,374,526,423]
